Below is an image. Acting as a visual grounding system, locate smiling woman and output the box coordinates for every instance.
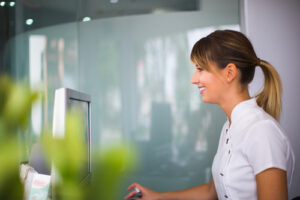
[125,30,295,200]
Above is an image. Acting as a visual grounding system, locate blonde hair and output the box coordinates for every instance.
[256,59,282,121]
[190,30,282,121]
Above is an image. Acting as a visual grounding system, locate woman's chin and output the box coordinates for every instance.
[201,96,209,103]
[201,96,213,104]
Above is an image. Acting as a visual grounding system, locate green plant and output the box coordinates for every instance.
[0,75,137,200]
[0,75,39,199]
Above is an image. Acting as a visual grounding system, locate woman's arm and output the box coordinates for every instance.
[160,178,217,200]
[125,179,218,200]
[256,168,288,200]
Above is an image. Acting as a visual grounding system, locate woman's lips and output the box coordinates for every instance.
[199,87,205,94]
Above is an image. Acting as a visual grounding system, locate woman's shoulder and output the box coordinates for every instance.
[242,101,282,130]
[249,105,284,134]
[249,119,285,139]
[243,115,290,155]
[242,115,294,178]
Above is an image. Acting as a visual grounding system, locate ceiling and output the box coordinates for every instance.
[1,0,200,34]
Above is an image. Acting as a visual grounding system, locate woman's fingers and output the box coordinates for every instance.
[124,190,137,200]
[127,182,139,191]
[125,183,142,200]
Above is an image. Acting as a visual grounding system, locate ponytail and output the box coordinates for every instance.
[255,59,282,121]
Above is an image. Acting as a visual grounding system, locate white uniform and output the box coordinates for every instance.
[212,98,295,200]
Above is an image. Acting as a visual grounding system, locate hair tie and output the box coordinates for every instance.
[257,58,261,66]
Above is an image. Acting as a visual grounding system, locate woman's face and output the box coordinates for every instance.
[190,63,227,104]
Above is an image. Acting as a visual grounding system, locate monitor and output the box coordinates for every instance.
[52,88,91,184]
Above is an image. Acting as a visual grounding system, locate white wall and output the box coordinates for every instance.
[241,0,300,198]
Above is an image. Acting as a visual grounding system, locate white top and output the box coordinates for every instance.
[212,98,295,200]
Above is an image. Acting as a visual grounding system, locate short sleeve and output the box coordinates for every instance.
[243,120,288,175]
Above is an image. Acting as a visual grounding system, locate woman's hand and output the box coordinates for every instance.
[125,182,160,200]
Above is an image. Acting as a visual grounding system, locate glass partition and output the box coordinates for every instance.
[78,10,238,195]
[1,0,240,198]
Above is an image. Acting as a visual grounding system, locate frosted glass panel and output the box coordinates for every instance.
[4,0,240,198]
[78,9,239,195]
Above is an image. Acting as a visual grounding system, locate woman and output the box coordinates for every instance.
[125,30,295,200]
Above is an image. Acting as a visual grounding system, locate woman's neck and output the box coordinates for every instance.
[219,89,251,124]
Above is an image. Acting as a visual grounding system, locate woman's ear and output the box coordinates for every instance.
[225,63,238,82]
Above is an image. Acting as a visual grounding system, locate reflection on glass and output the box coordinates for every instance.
[29,35,46,134]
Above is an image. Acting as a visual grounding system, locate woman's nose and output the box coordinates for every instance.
[191,71,199,84]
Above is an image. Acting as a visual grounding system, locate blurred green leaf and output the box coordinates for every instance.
[0,75,12,115]
[3,83,39,130]
[89,145,137,200]
[0,75,37,199]
[0,139,21,186]
[42,109,85,179]
[41,109,86,200]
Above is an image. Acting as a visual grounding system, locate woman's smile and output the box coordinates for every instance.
[199,87,206,94]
